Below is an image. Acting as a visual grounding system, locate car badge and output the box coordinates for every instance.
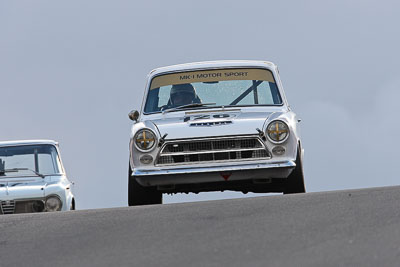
[220,172,232,181]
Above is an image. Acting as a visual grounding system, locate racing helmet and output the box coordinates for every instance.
[170,83,197,106]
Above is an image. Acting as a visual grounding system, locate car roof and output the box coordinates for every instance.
[149,60,277,77]
[0,140,58,147]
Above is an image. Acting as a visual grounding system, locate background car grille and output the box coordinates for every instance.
[156,137,270,165]
[1,200,15,214]
[0,200,45,215]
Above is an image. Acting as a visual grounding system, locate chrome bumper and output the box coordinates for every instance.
[133,160,295,176]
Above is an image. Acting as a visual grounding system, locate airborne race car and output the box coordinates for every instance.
[128,60,305,206]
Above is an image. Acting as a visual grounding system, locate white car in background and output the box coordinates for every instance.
[0,140,75,214]
[128,60,305,206]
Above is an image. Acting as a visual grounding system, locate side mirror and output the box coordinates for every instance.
[128,110,139,122]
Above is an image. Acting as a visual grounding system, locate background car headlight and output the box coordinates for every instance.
[134,129,156,151]
[267,120,289,143]
[45,196,62,212]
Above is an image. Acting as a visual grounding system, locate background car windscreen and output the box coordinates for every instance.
[0,145,62,176]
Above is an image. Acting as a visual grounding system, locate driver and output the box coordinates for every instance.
[169,83,199,107]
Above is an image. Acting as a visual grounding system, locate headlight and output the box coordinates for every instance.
[45,196,62,212]
[134,129,156,151]
[266,120,289,143]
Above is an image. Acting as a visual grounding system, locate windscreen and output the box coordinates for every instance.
[144,68,282,113]
[0,145,63,177]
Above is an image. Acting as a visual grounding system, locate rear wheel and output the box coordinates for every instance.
[128,164,162,206]
[284,144,306,194]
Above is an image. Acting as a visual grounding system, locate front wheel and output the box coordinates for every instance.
[283,144,306,194]
[70,199,75,210]
[128,164,162,206]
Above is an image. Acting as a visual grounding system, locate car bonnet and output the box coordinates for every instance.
[150,109,274,140]
[0,178,46,200]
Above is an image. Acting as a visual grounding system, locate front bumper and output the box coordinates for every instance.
[133,160,296,187]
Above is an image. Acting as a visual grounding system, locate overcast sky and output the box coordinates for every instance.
[1,1,400,209]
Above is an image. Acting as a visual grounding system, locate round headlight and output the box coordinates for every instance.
[134,129,156,151]
[45,196,62,212]
[267,120,289,143]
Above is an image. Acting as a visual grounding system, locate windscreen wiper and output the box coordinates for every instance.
[163,103,217,114]
[0,168,45,178]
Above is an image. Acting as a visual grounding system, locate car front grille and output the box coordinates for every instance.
[0,200,45,215]
[1,200,15,214]
[156,136,271,166]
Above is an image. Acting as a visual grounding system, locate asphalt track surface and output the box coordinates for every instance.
[1,186,400,267]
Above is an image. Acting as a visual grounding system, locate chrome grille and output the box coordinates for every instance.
[0,200,45,215]
[14,200,45,213]
[156,137,270,165]
[1,200,15,214]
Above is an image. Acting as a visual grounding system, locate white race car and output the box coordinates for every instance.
[128,60,305,206]
[0,140,75,214]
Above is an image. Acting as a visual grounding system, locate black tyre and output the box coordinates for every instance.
[128,164,162,206]
[283,144,306,194]
[70,199,75,210]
